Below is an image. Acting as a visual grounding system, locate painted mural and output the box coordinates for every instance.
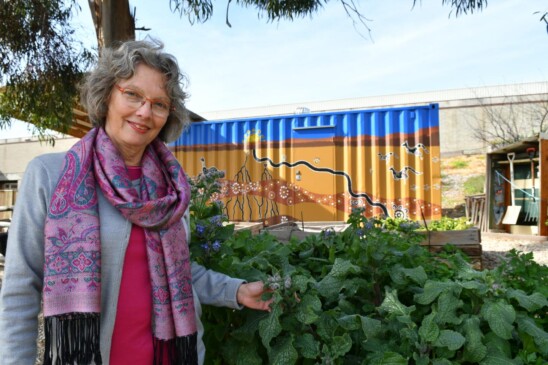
[171,104,441,225]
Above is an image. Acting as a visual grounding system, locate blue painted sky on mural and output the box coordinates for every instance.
[3,0,547,137]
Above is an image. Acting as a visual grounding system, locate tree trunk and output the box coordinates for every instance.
[88,0,135,52]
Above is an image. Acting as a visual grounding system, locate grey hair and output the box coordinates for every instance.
[80,39,189,143]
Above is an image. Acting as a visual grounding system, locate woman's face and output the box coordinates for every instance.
[105,64,170,166]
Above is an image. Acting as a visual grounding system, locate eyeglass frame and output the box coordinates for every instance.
[114,84,174,117]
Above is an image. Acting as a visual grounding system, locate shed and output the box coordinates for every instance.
[486,134,547,236]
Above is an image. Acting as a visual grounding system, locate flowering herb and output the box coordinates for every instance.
[187,165,234,264]
[198,207,548,364]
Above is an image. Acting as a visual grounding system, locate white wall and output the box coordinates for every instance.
[0,137,78,181]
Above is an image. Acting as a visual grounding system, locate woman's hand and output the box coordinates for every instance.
[237,281,273,312]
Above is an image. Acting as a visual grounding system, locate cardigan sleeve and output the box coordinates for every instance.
[191,262,245,309]
[0,157,54,365]
[183,208,245,310]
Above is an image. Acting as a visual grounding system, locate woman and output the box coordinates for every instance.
[0,40,271,365]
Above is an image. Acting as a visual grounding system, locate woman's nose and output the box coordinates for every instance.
[136,100,153,117]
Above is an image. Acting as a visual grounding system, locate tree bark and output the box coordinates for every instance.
[88,0,135,52]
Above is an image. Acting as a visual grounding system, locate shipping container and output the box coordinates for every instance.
[171,104,441,225]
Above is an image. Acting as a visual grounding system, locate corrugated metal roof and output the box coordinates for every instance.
[200,81,548,121]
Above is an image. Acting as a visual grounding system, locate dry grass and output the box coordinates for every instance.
[441,154,486,211]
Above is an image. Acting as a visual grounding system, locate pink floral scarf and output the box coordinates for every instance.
[43,127,197,364]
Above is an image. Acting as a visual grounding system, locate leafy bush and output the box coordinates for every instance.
[192,209,548,364]
[425,217,473,231]
[188,172,547,364]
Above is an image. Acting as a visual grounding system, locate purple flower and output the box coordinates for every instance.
[209,215,223,226]
[196,224,206,235]
[321,228,335,239]
[211,240,221,252]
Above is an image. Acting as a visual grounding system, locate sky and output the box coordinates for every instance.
[2,0,547,138]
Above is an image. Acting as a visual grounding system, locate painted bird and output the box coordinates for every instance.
[389,166,422,180]
[401,141,430,158]
[377,152,399,163]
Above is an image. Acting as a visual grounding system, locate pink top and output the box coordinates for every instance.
[110,166,154,364]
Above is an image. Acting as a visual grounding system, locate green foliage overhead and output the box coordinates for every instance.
[0,0,94,143]
[170,0,325,25]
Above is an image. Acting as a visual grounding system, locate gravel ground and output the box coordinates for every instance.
[480,232,548,269]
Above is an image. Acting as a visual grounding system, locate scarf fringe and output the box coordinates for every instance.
[43,313,102,365]
[153,332,198,365]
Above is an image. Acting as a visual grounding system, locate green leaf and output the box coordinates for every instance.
[316,258,360,299]
[412,352,430,365]
[338,314,361,331]
[291,274,314,292]
[316,275,345,301]
[328,258,361,278]
[435,291,463,325]
[298,246,315,259]
[506,289,548,312]
[402,266,428,286]
[234,344,263,365]
[481,300,516,340]
[432,360,453,365]
[480,340,522,365]
[483,332,512,358]
[295,293,322,325]
[259,304,282,350]
[480,355,521,365]
[414,281,457,305]
[460,280,489,294]
[231,310,268,340]
[379,288,416,318]
[330,333,352,358]
[463,317,487,363]
[294,333,319,359]
[269,336,298,365]
[389,265,408,285]
[399,327,418,344]
[368,351,408,365]
[360,315,383,339]
[515,313,548,356]
[433,330,466,351]
[418,312,440,342]
[316,311,339,340]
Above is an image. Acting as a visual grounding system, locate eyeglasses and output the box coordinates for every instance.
[115,85,172,118]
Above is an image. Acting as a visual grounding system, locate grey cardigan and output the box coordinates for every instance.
[0,153,245,365]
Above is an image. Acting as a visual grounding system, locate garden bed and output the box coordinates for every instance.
[419,227,482,269]
[262,221,350,242]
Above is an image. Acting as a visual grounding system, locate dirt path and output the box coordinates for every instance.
[481,232,548,269]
